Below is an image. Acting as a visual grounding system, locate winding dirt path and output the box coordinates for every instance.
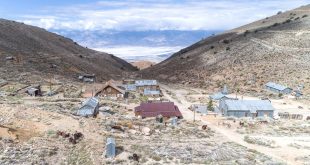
[160,84,309,165]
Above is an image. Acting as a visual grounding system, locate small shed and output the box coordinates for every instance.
[143,89,161,96]
[5,56,14,61]
[222,85,229,95]
[106,138,116,158]
[171,117,178,126]
[26,85,42,97]
[79,74,96,83]
[190,104,208,114]
[265,82,292,94]
[220,100,274,118]
[77,97,99,117]
[294,90,303,98]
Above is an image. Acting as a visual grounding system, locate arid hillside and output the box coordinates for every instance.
[131,60,156,70]
[0,19,137,82]
[142,5,310,94]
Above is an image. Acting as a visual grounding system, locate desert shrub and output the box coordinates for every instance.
[213,51,217,54]
[210,45,215,49]
[152,155,162,161]
[277,11,282,15]
[223,39,230,44]
[283,19,291,24]
[302,14,308,18]
[244,30,250,36]
[272,23,279,27]
[226,47,230,51]
[295,17,300,20]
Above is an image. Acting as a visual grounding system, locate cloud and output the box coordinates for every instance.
[16,0,310,31]
[94,45,184,62]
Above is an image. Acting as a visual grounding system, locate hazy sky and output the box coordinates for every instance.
[1,0,309,31]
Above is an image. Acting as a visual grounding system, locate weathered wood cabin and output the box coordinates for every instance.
[95,82,126,100]
[135,80,159,93]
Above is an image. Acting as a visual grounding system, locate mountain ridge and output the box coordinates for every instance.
[142,5,310,94]
[0,18,137,82]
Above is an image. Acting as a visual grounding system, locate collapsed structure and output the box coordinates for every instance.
[25,85,42,97]
[77,97,99,117]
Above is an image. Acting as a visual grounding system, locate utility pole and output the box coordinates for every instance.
[193,107,196,122]
[49,74,52,94]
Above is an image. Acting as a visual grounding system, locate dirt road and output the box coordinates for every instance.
[161,84,310,165]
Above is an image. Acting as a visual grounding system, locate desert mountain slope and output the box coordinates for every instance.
[131,60,156,70]
[142,5,310,93]
[0,19,137,82]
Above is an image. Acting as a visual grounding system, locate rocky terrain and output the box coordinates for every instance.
[0,19,137,83]
[142,5,310,95]
[131,60,156,70]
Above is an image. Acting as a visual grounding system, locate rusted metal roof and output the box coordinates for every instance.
[135,102,182,118]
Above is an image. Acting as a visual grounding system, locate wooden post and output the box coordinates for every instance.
[193,107,196,122]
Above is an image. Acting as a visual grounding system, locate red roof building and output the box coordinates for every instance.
[135,102,182,118]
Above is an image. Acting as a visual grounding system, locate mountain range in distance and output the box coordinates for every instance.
[51,30,222,62]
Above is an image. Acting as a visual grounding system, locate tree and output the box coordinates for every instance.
[208,100,214,111]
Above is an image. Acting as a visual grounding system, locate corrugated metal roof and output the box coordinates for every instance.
[143,89,160,95]
[224,100,274,111]
[27,87,38,94]
[77,97,99,116]
[265,82,290,91]
[210,92,228,100]
[106,137,115,145]
[82,97,99,108]
[123,84,136,91]
[135,102,182,118]
[135,80,157,86]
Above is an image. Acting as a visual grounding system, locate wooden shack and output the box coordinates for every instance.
[95,82,125,100]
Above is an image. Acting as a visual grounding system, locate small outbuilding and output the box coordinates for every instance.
[220,99,274,118]
[123,84,136,91]
[190,104,208,115]
[293,90,303,98]
[135,102,182,118]
[26,85,42,97]
[265,82,292,94]
[78,74,96,83]
[77,97,99,117]
[143,89,161,97]
[105,137,116,158]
